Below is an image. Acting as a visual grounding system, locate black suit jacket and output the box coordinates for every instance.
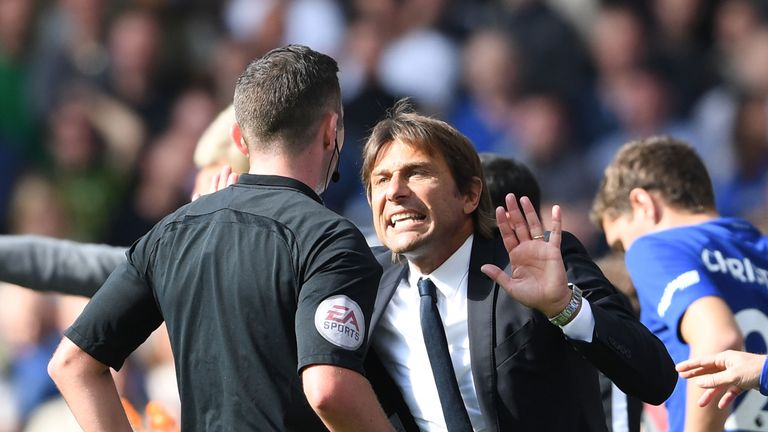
[366,232,675,431]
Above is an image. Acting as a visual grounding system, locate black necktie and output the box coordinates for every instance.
[417,277,474,432]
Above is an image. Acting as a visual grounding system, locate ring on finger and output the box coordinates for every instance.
[532,234,545,240]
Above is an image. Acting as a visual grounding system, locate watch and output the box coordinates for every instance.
[549,283,583,327]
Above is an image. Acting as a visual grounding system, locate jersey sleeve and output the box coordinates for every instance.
[626,235,720,341]
[295,222,382,375]
[64,233,163,371]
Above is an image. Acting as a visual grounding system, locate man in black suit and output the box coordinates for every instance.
[361,101,676,431]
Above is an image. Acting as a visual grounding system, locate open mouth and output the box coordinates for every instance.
[389,212,426,228]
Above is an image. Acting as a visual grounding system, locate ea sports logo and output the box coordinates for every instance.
[314,295,365,350]
[325,305,361,331]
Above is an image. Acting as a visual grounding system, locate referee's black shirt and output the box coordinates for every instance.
[66,174,382,431]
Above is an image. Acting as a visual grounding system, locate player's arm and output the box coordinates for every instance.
[680,296,744,431]
[303,365,394,432]
[48,337,132,432]
[0,235,126,297]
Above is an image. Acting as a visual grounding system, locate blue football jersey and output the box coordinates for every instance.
[625,218,768,432]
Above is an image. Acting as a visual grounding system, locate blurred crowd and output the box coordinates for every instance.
[0,0,767,430]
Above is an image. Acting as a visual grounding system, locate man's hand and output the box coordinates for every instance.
[191,165,239,201]
[677,350,766,409]
[480,193,571,318]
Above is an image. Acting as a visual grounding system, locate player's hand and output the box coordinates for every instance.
[677,350,767,408]
[191,165,239,201]
[480,194,571,318]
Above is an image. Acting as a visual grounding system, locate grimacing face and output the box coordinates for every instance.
[368,139,478,271]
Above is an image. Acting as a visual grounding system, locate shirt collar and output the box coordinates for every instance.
[236,174,323,204]
[408,234,474,299]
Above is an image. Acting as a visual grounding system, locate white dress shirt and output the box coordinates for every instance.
[372,234,595,431]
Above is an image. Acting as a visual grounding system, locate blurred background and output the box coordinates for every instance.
[0,0,767,430]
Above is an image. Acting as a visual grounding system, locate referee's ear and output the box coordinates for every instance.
[231,123,249,158]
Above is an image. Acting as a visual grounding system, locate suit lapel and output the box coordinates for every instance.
[370,252,409,336]
[467,234,507,432]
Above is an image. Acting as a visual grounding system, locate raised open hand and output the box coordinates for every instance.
[480,194,571,318]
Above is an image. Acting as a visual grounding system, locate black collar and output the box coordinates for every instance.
[236,174,323,205]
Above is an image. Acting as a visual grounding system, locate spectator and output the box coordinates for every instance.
[579,4,650,144]
[449,28,521,154]
[45,93,130,241]
[500,0,590,98]
[649,0,717,116]
[377,0,459,114]
[0,0,40,162]
[27,0,109,119]
[588,65,698,175]
[103,8,173,138]
[715,93,768,218]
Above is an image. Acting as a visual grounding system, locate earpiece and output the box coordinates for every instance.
[331,137,341,183]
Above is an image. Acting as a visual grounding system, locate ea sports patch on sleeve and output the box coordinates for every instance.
[314,295,365,350]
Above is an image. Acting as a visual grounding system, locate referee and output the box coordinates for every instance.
[48,45,394,432]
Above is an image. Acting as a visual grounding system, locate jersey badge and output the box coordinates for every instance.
[314,295,365,350]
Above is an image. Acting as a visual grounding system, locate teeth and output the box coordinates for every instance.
[390,213,423,225]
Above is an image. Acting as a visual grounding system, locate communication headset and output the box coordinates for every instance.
[323,130,341,187]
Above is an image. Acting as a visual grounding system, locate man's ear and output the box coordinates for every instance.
[628,188,661,223]
[462,177,483,214]
[323,112,339,150]
[231,122,248,157]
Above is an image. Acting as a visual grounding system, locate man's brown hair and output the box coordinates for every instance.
[361,100,495,238]
[233,45,341,155]
[591,136,716,228]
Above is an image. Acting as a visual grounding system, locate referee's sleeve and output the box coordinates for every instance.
[65,260,163,370]
[295,224,381,375]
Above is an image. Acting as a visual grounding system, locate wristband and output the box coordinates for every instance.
[549,283,582,327]
[759,356,768,396]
